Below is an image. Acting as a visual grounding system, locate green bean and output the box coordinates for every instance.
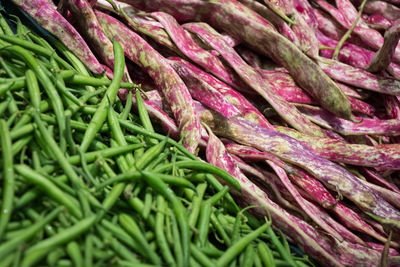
[211,212,231,246]
[0,34,72,70]
[0,119,14,239]
[14,188,41,210]
[27,32,54,50]
[119,214,161,265]
[0,207,62,258]
[0,13,13,35]
[63,73,137,88]
[170,210,184,267]
[155,161,240,191]
[136,89,154,133]
[120,90,133,120]
[253,253,263,267]
[14,164,82,218]
[126,197,155,229]
[0,96,11,116]
[100,220,141,251]
[6,220,31,231]
[0,252,16,267]
[109,237,140,263]
[47,248,67,266]
[142,189,153,219]
[12,245,23,267]
[266,225,297,266]
[240,244,255,267]
[40,112,109,133]
[12,135,32,157]
[4,45,67,152]
[199,244,224,257]
[189,257,202,267]
[190,244,215,267]
[80,40,124,152]
[67,241,83,267]
[108,107,135,168]
[134,147,144,162]
[155,196,176,267]
[258,242,275,267]
[0,81,17,98]
[26,69,40,109]
[22,215,96,267]
[142,171,189,267]
[216,221,270,267]
[134,138,167,171]
[66,114,77,155]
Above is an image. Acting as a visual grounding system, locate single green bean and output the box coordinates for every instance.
[0,207,62,258]
[109,237,140,263]
[80,40,124,152]
[136,89,154,133]
[190,244,215,267]
[108,107,135,168]
[120,90,133,120]
[14,164,82,218]
[0,119,14,239]
[100,220,141,251]
[258,242,275,267]
[127,197,156,229]
[241,244,255,267]
[216,221,270,267]
[142,171,189,267]
[22,215,96,267]
[266,225,297,266]
[119,214,161,265]
[155,196,176,267]
[85,234,93,267]
[66,241,83,267]
[47,248,67,266]
[170,210,184,267]
[0,34,72,70]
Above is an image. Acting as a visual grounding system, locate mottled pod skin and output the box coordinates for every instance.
[196,106,400,222]
[204,128,344,267]
[203,0,353,121]
[363,0,400,21]
[66,0,115,68]
[97,11,201,153]
[12,0,104,74]
[183,21,326,136]
[277,125,400,170]
[367,19,400,73]
[298,104,400,136]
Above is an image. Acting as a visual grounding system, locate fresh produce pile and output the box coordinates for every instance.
[2,0,400,265]
[0,11,312,267]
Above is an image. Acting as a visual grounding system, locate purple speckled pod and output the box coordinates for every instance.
[151,11,243,87]
[298,104,400,136]
[235,47,262,69]
[12,0,104,74]
[359,179,400,210]
[289,167,391,243]
[116,0,203,22]
[363,14,393,30]
[168,59,241,118]
[363,0,400,21]
[318,58,400,95]
[204,127,344,267]
[96,11,201,153]
[95,0,182,55]
[183,22,326,136]
[268,161,345,241]
[202,0,353,121]
[363,168,400,194]
[367,19,400,73]
[66,0,115,68]
[276,125,400,170]
[262,0,294,24]
[203,117,386,266]
[225,143,296,173]
[384,95,400,119]
[238,0,299,46]
[291,10,319,57]
[197,106,400,222]
[168,57,273,129]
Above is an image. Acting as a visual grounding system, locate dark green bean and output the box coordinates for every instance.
[190,244,215,267]
[119,213,161,265]
[15,164,81,218]
[80,40,124,152]
[210,212,231,246]
[66,241,83,267]
[120,90,133,120]
[240,244,255,267]
[170,210,183,267]
[22,215,96,266]
[4,45,67,152]
[0,119,14,239]
[266,225,297,266]
[109,237,140,263]
[135,89,154,133]
[155,196,176,267]
[100,220,141,251]
[108,107,135,168]
[0,34,72,70]
[258,242,275,267]
[0,207,62,258]
[47,248,67,266]
[126,197,156,229]
[12,135,32,157]
[216,221,270,267]
[142,171,189,267]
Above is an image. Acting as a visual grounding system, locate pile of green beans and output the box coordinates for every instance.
[0,14,312,267]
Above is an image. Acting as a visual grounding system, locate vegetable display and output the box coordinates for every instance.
[2,0,400,266]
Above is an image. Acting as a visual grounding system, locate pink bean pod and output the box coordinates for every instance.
[12,0,104,74]
[97,10,201,153]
